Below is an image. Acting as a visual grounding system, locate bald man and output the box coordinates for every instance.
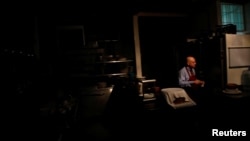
[178,56,205,88]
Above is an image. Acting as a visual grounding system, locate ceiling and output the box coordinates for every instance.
[52,0,250,18]
[53,0,213,16]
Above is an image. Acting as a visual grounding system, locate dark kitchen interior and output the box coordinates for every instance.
[2,0,250,140]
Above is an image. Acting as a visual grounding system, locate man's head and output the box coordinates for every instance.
[186,56,196,68]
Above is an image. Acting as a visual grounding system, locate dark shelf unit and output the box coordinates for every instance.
[56,25,133,88]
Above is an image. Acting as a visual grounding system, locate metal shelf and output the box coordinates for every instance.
[70,73,128,78]
[98,40,119,42]
[95,73,128,77]
[96,60,133,64]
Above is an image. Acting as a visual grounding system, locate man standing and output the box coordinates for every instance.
[178,56,205,103]
[179,56,205,88]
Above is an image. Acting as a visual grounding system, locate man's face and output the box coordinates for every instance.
[187,57,196,68]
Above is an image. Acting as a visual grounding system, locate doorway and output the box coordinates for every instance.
[138,16,188,87]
